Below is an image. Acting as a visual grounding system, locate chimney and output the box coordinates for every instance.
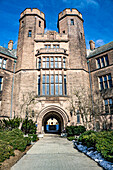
[89,40,95,50]
[8,40,13,50]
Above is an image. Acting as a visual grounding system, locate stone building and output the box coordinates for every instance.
[0,41,16,117]
[87,41,113,130]
[0,8,113,133]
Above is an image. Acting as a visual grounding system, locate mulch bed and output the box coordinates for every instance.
[0,145,32,170]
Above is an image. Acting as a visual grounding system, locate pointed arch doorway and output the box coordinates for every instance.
[37,105,69,134]
[42,111,63,134]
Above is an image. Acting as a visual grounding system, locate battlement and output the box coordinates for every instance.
[35,31,68,42]
[58,8,82,20]
[20,8,45,20]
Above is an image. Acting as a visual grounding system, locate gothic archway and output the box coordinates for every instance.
[37,105,69,133]
[42,111,63,134]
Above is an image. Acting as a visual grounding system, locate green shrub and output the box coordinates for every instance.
[32,134,38,142]
[0,128,32,162]
[0,140,14,162]
[21,119,36,134]
[78,130,96,142]
[66,125,86,136]
[2,117,21,130]
[66,126,73,136]
[78,131,113,163]
[96,131,113,162]
[29,134,38,142]
[67,136,75,141]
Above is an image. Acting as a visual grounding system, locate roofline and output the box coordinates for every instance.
[87,41,113,59]
[0,50,17,59]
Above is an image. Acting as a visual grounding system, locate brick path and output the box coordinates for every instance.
[11,134,102,170]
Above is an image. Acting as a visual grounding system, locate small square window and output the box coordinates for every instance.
[57,45,59,48]
[71,19,74,25]
[28,30,32,37]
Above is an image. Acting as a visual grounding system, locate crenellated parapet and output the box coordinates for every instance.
[58,8,82,20]
[20,8,45,20]
[35,31,68,42]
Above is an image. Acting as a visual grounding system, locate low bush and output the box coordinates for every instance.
[67,136,75,141]
[29,134,39,142]
[21,119,36,134]
[66,125,86,137]
[1,117,21,130]
[0,128,31,162]
[78,131,113,163]
[0,140,14,162]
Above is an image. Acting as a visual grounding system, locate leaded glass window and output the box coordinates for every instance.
[64,75,67,95]
[96,54,109,69]
[42,75,45,95]
[38,74,66,96]
[51,57,54,68]
[63,58,66,68]
[99,74,112,90]
[39,57,41,69]
[104,98,113,114]
[38,75,40,95]
[38,56,66,69]
[0,58,7,69]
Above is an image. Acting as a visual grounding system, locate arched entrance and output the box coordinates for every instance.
[37,105,69,134]
[42,111,63,134]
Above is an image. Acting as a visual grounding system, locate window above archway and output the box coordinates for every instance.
[38,74,67,96]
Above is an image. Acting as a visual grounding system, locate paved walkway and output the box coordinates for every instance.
[11,134,102,170]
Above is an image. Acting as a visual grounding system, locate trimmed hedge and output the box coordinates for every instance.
[78,131,113,162]
[66,125,86,136]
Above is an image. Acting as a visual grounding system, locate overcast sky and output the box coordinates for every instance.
[0,0,113,49]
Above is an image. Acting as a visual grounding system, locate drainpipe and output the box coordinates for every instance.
[10,60,16,119]
[87,60,96,130]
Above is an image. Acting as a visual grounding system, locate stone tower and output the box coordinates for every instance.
[14,8,46,116]
[58,9,89,94]
[16,8,45,70]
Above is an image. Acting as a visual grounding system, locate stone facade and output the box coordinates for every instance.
[0,8,113,132]
[0,44,16,117]
[87,42,113,130]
